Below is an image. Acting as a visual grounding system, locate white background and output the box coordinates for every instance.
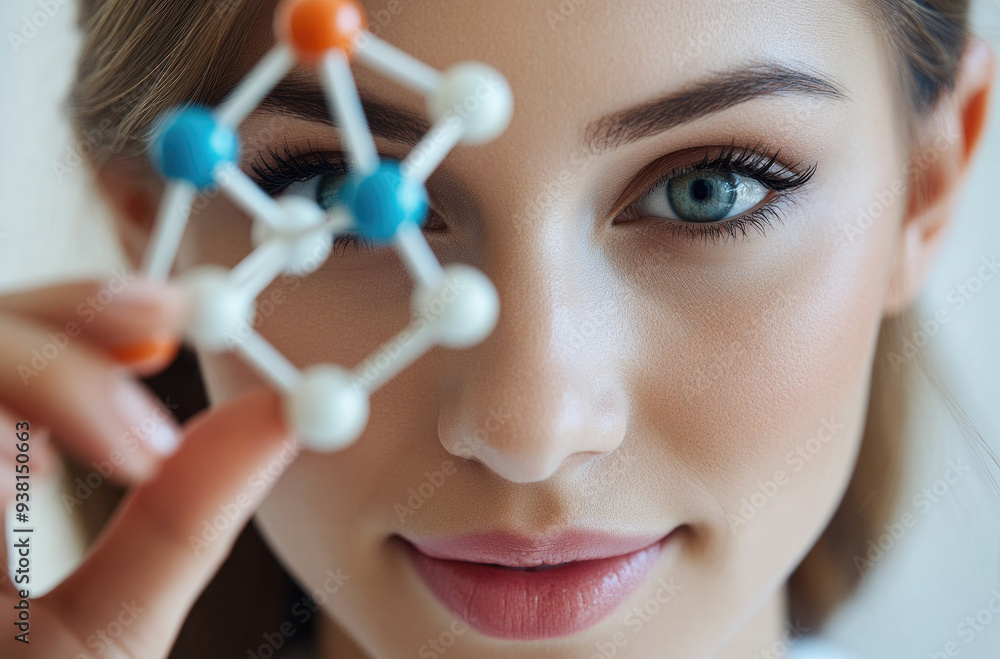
[0,1,998,657]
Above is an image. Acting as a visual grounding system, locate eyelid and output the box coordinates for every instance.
[249,142,352,195]
[608,142,815,219]
[249,142,447,236]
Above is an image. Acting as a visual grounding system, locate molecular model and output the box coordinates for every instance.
[141,0,512,451]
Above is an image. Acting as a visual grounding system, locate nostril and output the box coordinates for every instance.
[474,446,565,484]
[437,383,630,483]
[437,335,630,482]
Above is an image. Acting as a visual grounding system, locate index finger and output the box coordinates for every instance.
[0,277,188,348]
[0,277,189,374]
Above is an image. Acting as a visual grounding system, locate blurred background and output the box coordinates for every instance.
[0,1,998,657]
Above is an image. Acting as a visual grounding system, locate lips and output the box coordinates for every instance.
[398,530,674,640]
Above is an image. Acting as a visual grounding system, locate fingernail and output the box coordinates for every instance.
[114,382,182,456]
[110,332,180,366]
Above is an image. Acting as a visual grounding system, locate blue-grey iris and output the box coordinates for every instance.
[666,171,740,223]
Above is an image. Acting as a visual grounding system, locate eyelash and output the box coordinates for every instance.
[250,142,368,255]
[248,140,817,252]
[614,141,816,245]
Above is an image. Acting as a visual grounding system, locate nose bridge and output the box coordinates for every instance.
[437,249,629,484]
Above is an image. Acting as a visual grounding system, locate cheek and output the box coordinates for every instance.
[629,255,880,547]
[667,242,884,535]
[182,199,440,575]
[252,384,453,651]
[620,153,905,608]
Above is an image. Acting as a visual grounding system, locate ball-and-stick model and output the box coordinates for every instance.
[141,0,513,451]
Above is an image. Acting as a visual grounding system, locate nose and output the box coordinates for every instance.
[436,252,630,483]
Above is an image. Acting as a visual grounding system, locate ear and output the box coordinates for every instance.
[883,37,996,316]
[94,158,164,270]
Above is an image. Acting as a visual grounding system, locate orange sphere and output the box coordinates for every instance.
[277,0,367,60]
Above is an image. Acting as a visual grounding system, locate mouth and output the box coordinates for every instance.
[396,528,679,640]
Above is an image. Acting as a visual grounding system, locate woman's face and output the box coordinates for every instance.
[173,0,908,656]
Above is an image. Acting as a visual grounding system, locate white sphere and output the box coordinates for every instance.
[412,264,500,348]
[179,266,256,351]
[286,364,369,451]
[429,62,513,146]
[252,195,332,276]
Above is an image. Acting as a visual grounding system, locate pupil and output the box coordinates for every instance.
[666,170,739,223]
[690,179,712,202]
[317,172,347,210]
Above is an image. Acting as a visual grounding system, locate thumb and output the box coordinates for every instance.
[38,388,300,656]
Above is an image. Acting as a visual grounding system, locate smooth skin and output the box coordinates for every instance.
[1,0,994,657]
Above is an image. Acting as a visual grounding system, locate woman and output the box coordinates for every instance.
[0,0,993,657]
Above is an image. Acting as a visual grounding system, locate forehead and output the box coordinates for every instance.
[243,0,891,213]
[252,0,877,106]
[349,0,874,92]
[342,1,872,145]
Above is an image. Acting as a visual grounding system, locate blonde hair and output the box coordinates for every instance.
[67,0,982,641]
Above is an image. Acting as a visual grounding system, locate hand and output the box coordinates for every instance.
[0,277,300,658]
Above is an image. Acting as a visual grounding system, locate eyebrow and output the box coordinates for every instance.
[255,63,847,155]
[257,75,431,145]
[583,63,849,153]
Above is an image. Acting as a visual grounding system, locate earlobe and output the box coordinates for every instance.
[94,158,163,270]
[883,37,996,317]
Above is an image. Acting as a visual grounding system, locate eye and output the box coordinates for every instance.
[634,170,770,223]
[282,171,349,210]
[250,144,448,255]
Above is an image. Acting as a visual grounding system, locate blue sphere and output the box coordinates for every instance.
[150,107,239,190]
[339,161,429,242]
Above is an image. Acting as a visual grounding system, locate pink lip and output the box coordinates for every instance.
[398,529,675,640]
